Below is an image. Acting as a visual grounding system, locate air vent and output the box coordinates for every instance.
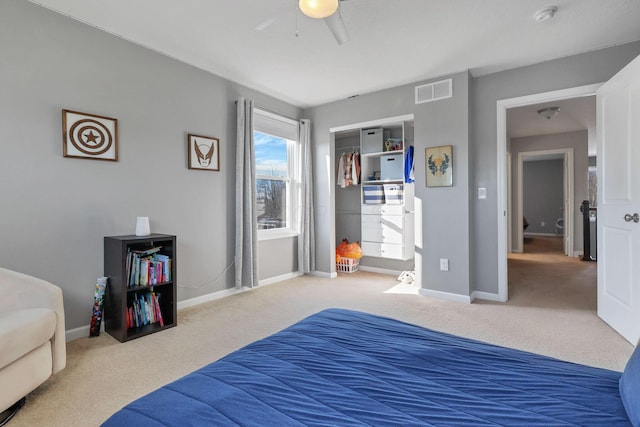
[415,78,453,104]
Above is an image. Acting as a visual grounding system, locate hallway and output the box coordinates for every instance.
[507,236,597,311]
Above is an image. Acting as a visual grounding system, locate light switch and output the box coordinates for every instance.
[478,188,487,199]
[440,258,449,271]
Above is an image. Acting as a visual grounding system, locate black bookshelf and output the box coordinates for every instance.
[104,234,177,342]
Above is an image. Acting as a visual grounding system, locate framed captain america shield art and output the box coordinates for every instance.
[62,109,118,161]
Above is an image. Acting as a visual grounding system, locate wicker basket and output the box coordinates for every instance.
[336,257,359,273]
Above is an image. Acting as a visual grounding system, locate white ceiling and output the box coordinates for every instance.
[29,0,640,109]
[507,95,597,155]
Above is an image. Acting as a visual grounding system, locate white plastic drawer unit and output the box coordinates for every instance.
[361,204,404,216]
[361,214,404,244]
[361,242,405,260]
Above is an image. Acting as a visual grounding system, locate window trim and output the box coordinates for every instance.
[253,108,299,241]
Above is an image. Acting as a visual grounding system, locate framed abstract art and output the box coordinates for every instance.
[425,145,453,187]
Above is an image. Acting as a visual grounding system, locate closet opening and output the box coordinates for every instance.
[330,115,415,277]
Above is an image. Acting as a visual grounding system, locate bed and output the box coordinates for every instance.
[102,308,639,426]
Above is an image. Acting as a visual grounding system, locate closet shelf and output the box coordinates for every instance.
[362,150,404,158]
[363,179,403,184]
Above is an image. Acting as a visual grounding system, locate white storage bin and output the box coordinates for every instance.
[361,128,383,154]
[383,184,403,204]
[363,185,385,204]
[380,154,403,180]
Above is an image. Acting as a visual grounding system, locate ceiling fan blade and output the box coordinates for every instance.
[255,3,293,32]
[323,8,349,45]
[255,15,279,31]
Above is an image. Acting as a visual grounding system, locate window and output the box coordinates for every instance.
[253,108,299,239]
[588,165,597,208]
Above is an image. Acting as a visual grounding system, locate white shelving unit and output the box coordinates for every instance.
[359,122,415,261]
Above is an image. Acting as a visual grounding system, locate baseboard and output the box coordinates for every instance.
[65,317,106,342]
[65,272,301,342]
[65,325,90,342]
[573,251,583,258]
[419,288,471,304]
[471,290,505,302]
[177,272,301,310]
[311,270,336,279]
[177,287,246,311]
[524,232,560,237]
[259,271,301,287]
[358,266,402,276]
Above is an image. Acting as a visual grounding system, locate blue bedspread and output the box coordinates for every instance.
[102,308,631,426]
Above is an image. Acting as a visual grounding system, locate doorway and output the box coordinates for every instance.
[496,83,602,302]
[516,149,573,257]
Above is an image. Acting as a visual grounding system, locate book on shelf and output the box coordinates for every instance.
[127,292,164,330]
[125,247,171,288]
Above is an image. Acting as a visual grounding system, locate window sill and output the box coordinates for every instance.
[258,229,299,241]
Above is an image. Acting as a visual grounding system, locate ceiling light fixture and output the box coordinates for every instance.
[537,106,560,119]
[299,0,339,19]
[533,6,558,22]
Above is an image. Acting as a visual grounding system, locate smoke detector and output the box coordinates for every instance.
[534,6,558,22]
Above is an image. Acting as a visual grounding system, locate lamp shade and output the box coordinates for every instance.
[135,216,150,236]
[299,0,339,19]
[537,106,560,120]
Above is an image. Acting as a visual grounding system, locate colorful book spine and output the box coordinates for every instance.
[127,292,166,329]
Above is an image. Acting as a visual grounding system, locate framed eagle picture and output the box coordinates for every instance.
[425,145,453,187]
[188,134,220,171]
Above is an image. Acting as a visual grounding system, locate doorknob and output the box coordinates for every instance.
[624,213,640,223]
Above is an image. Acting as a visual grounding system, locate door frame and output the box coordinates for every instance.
[515,148,573,255]
[496,83,602,302]
[329,114,415,276]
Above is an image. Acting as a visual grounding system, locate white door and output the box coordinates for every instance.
[597,54,640,344]
[507,152,512,253]
[563,155,569,256]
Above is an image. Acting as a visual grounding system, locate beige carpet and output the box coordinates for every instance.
[10,244,633,426]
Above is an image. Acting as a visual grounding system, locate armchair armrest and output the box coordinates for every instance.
[0,267,66,373]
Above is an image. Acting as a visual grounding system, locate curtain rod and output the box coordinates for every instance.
[234,100,299,122]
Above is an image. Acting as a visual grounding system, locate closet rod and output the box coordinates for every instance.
[336,146,359,152]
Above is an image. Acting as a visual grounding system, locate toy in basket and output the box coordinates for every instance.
[336,239,362,273]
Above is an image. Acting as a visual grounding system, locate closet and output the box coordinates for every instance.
[335,130,362,246]
[335,119,415,266]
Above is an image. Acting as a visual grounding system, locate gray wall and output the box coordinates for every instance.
[510,131,588,250]
[311,41,640,298]
[522,159,564,235]
[470,42,640,294]
[307,71,471,296]
[0,0,301,330]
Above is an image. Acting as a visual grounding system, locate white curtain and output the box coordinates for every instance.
[298,119,315,274]
[235,98,258,289]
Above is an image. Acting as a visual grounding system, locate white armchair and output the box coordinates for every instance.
[0,267,66,418]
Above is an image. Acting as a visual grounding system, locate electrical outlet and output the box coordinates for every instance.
[440,258,449,271]
[541,221,545,227]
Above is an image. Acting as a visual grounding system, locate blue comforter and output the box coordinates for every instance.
[102,308,631,426]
